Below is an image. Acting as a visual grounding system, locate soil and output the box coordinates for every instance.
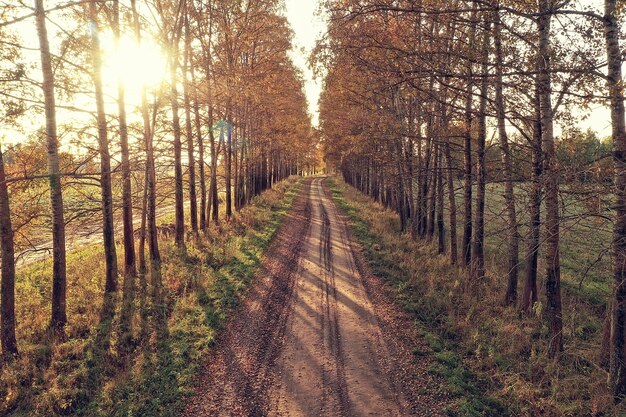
[182,177,451,416]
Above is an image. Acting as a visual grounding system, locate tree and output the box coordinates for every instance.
[88,0,118,302]
[605,0,626,400]
[35,0,67,335]
[130,0,160,285]
[0,146,18,358]
[183,5,198,235]
[170,34,186,247]
[469,17,490,283]
[520,77,542,312]
[462,5,478,267]
[113,0,137,350]
[537,0,563,357]
[493,9,519,305]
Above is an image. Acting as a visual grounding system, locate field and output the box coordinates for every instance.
[478,182,612,307]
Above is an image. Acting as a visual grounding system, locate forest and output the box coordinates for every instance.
[0,0,317,415]
[3,0,626,416]
[316,0,626,415]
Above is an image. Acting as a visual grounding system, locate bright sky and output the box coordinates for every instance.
[0,0,612,145]
[283,0,327,127]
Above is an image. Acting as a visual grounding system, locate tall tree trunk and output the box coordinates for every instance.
[89,0,118,302]
[445,140,458,265]
[209,104,219,224]
[415,129,424,237]
[35,0,67,335]
[114,0,136,279]
[191,63,206,231]
[114,0,136,352]
[462,6,478,267]
[436,143,445,254]
[183,9,198,235]
[233,122,239,211]
[131,0,160,284]
[170,49,185,247]
[605,0,626,400]
[138,168,148,274]
[427,138,437,238]
[470,20,490,283]
[0,147,18,358]
[494,12,519,305]
[197,0,218,225]
[521,79,542,312]
[422,119,433,237]
[538,0,563,357]
[238,110,247,209]
[225,112,233,221]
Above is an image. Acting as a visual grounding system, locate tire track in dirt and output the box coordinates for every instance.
[315,188,351,416]
[318,183,351,417]
[182,177,451,416]
[182,179,312,416]
[271,178,401,416]
[324,179,453,416]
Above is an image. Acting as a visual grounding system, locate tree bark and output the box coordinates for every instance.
[470,19,490,283]
[138,167,148,274]
[114,0,136,351]
[605,0,626,400]
[494,12,519,306]
[131,0,160,277]
[208,103,219,224]
[225,113,233,221]
[537,0,563,357]
[445,140,458,265]
[170,48,186,247]
[89,0,118,300]
[35,0,67,335]
[521,77,542,312]
[191,63,206,231]
[462,6,478,267]
[183,9,198,235]
[436,143,445,254]
[0,146,18,358]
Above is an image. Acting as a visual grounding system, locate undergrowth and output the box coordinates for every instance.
[0,176,302,417]
[327,176,618,417]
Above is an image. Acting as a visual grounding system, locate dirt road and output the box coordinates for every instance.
[183,177,449,416]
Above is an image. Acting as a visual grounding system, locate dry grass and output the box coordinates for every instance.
[328,176,620,417]
[0,176,302,417]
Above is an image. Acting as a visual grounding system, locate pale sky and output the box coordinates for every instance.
[283,0,327,127]
[0,0,612,145]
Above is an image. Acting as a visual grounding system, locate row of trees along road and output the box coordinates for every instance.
[316,0,626,403]
[0,0,316,362]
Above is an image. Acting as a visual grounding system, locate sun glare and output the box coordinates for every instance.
[101,33,168,101]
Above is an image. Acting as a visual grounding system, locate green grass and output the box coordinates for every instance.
[328,178,509,417]
[0,176,303,417]
[327,176,619,417]
[473,183,612,307]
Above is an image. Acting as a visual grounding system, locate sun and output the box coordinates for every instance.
[100,32,168,103]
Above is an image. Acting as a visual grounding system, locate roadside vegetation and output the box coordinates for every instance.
[0,177,302,417]
[329,176,617,417]
[0,1,318,415]
[316,0,626,411]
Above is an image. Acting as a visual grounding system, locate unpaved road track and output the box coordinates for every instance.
[183,177,449,416]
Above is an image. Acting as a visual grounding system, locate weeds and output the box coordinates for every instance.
[328,176,617,417]
[0,177,302,417]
